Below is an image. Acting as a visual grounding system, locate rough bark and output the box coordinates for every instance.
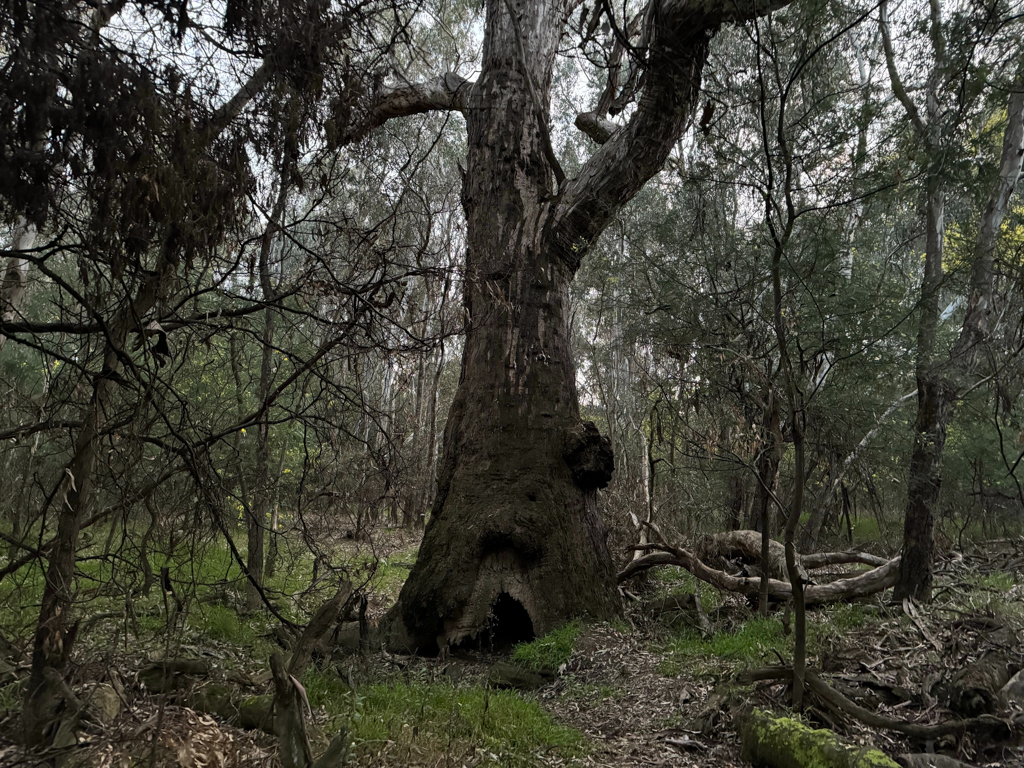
[384,0,625,652]
[894,77,1024,601]
[379,0,796,655]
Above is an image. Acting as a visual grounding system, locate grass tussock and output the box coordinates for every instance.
[303,671,585,767]
[511,620,582,672]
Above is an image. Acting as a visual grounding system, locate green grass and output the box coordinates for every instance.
[302,667,585,767]
[369,545,420,601]
[0,680,21,715]
[188,604,257,644]
[512,621,581,672]
[969,571,1016,591]
[659,617,787,675]
[0,560,46,636]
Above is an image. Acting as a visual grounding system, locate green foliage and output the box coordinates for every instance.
[303,671,586,767]
[819,602,868,634]
[511,620,581,672]
[972,571,1016,591]
[743,709,899,768]
[659,617,787,675]
[0,681,21,715]
[189,605,257,645]
[0,561,46,636]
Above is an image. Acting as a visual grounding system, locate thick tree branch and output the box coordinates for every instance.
[550,0,796,270]
[341,73,472,144]
[574,111,619,144]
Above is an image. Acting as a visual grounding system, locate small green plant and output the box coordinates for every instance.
[190,604,256,645]
[306,676,585,767]
[659,617,787,675]
[0,680,21,714]
[512,620,581,671]
[971,571,1015,591]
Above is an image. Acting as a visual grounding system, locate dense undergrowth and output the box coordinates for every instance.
[1,524,1022,766]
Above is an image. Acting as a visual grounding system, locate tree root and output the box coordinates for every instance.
[736,667,1021,739]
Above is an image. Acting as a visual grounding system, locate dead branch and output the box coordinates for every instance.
[287,581,353,677]
[737,667,1020,739]
[620,540,900,604]
[699,530,888,575]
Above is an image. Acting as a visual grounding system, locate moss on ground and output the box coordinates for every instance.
[742,709,899,768]
[659,617,787,674]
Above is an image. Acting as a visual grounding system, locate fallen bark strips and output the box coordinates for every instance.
[739,708,900,768]
[737,667,1019,739]
[948,651,1015,717]
[619,543,900,604]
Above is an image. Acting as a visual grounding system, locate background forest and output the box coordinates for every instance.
[1,0,1023,765]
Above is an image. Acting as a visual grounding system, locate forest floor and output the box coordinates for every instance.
[0,531,1022,768]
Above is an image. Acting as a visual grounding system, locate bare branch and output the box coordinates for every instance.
[342,73,472,144]
[879,0,926,137]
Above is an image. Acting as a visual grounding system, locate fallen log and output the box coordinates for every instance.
[697,530,889,579]
[948,651,1015,717]
[619,543,900,604]
[739,707,900,768]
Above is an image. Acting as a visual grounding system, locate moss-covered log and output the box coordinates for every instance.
[739,709,899,768]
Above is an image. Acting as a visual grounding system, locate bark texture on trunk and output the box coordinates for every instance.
[894,177,945,602]
[375,0,793,653]
[894,81,1024,601]
[386,0,621,652]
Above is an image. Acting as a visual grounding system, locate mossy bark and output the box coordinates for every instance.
[740,709,900,768]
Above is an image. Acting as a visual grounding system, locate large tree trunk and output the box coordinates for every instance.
[385,0,621,653]
[372,0,790,654]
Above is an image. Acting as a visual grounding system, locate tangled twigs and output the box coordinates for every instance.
[736,667,1021,739]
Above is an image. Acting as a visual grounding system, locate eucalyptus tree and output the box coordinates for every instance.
[878,0,1024,600]
[323,0,817,652]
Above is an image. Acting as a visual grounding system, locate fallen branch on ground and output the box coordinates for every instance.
[736,666,1020,739]
[620,539,900,604]
[697,530,889,578]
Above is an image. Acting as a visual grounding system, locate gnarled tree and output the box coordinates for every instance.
[342,0,798,654]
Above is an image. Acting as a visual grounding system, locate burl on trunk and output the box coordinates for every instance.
[373,0,796,653]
